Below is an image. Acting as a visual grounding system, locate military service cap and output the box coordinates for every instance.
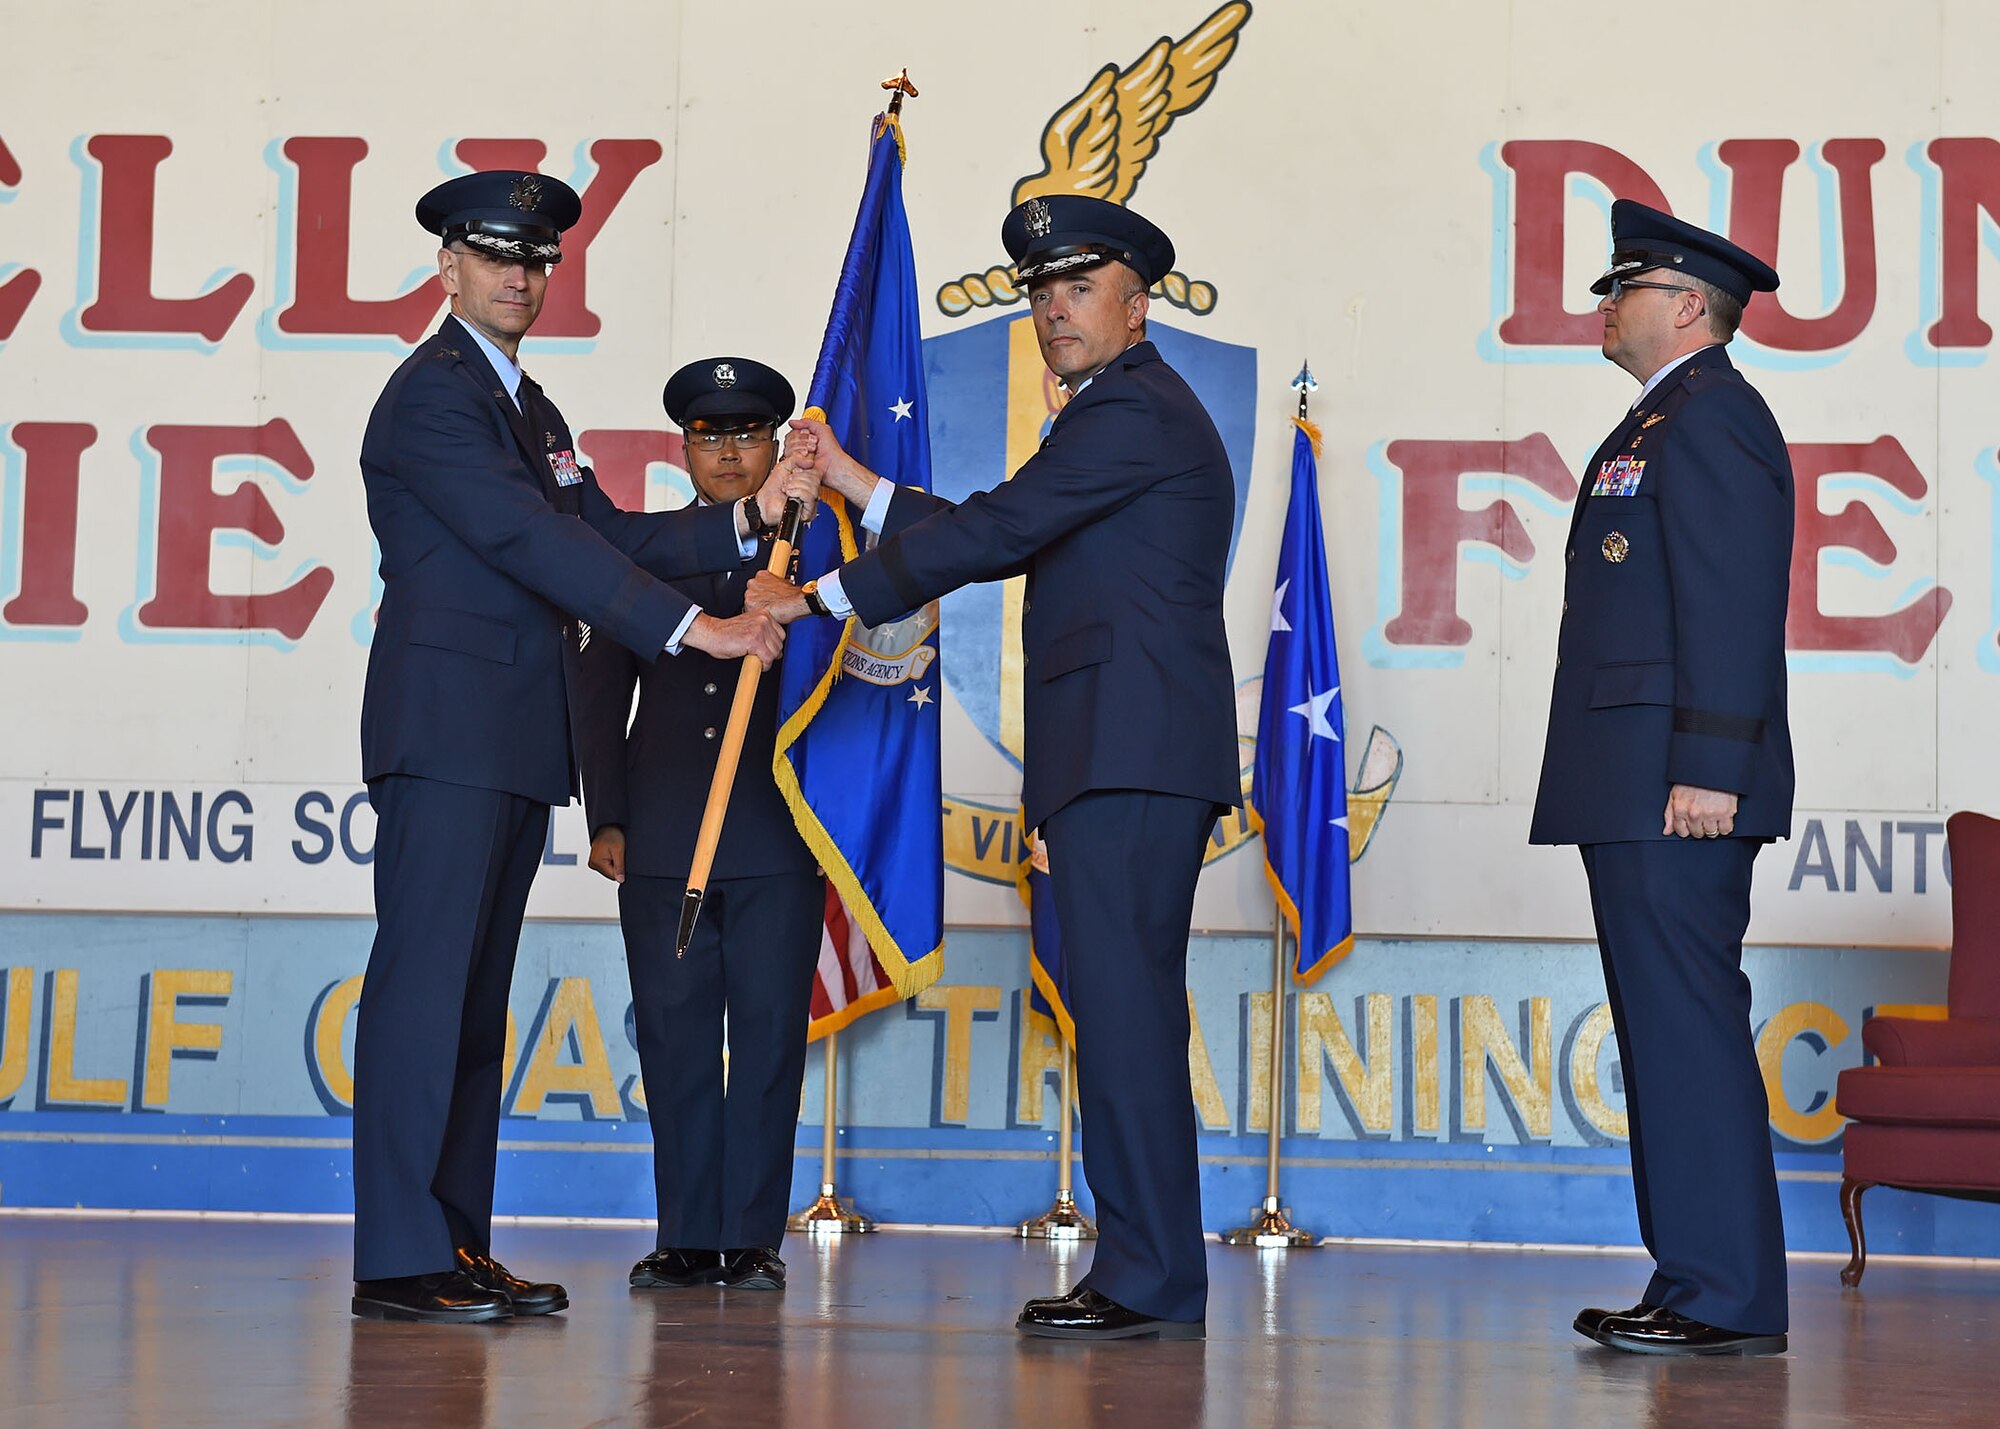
[1591,199,1780,304]
[662,357,796,430]
[417,171,582,264]
[1002,194,1175,287]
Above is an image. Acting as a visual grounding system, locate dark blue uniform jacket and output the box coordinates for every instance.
[837,340,1240,832]
[359,317,743,807]
[1531,346,1795,845]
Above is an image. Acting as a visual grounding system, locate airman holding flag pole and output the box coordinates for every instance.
[754,192,1239,1342]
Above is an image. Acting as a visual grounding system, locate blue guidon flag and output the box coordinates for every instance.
[1017,828,1073,1044]
[773,112,944,1000]
[1250,419,1354,984]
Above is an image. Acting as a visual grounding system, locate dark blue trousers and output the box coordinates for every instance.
[619,870,823,1250]
[352,774,547,1281]
[1581,838,1788,1335]
[1044,788,1214,1324]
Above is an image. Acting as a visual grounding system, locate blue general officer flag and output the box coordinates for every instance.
[773,113,943,996]
[1250,419,1353,984]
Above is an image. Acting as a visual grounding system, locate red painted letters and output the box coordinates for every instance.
[78,136,255,342]
[135,421,332,640]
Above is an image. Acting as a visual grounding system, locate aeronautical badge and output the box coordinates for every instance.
[1591,455,1645,497]
[548,450,584,487]
[713,362,737,388]
[510,174,543,212]
[1641,412,1665,428]
[1602,531,1630,563]
[1023,196,1053,238]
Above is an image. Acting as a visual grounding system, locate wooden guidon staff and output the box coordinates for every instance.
[675,495,808,958]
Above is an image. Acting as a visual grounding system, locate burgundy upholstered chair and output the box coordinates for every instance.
[1836,810,2000,1286]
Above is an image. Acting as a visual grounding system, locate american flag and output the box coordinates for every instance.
[808,878,903,1041]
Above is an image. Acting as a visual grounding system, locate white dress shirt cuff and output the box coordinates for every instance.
[859,479,896,534]
[664,605,702,655]
[815,571,855,620]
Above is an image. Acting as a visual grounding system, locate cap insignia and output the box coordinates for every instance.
[509,175,543,212]
[713,362,737,388]
[1023,197,1053,239]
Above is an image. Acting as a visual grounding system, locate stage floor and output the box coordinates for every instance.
[1,1216,1996,1428]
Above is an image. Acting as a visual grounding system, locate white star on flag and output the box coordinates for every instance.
[1269,578,1292,634]
[1288,686,1341,742]
[907,685,934,707]
[890,397,914,422]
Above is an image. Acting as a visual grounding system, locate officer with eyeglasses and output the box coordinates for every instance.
[574,356,822,1295]
[1532,200,1795,1356]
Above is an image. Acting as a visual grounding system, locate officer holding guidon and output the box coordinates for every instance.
[1532,200,1795,1356]
[350,171,809,1324]
[575,358,823,1295]
[753,194,1239,1342]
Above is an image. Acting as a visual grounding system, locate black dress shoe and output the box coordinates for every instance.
[454,1247,568,1316]
[1574,1301,1658,1338]
[1016,1287,1204,1341]
[719,1246,786,1291]
[352,1270,511,1324]
[1591,1307,1786,1356]
[1022,1283,1090,1312]
[630,1247,725,1289]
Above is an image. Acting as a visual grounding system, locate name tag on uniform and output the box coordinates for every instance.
[548,450,583,487]
[1592,455,1644,497]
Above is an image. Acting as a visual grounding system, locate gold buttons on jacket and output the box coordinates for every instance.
[1601,532,1630,563]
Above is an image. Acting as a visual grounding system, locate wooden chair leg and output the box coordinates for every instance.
[1840,1176,1873,1287]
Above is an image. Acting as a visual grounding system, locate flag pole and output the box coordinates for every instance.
[1221,914,1315,1247]
[675,498,806,958]
[1018,1037,1096,1239]
[1225,359,1323,1250]
[788,1028,875,1234]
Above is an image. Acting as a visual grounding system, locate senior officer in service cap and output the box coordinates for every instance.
[1532,199,1795,1356]
[351,171,813,1324]
[574,357,822,1296]
[750,195,1238,1342]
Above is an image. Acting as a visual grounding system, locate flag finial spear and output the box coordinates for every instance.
[1291,360,1317,420]
[881,68,919,117]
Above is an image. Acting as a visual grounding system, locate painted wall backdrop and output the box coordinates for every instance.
[0,0,1994,1255]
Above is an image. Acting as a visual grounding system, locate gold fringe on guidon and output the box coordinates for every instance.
[770,405,944,1001]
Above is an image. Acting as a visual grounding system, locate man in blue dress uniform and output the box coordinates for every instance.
[351,170,803,1323]
[574,357,822,1295]
[1532,200,1795,1356]
[752,195,1239,1341]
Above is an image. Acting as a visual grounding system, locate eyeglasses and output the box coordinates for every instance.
[686,429,775,450]
[1607,277,1696,303]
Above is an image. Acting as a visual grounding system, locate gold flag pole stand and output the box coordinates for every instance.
[1018,1040,1096,1239]
[788,1029,875,1234]
[1222,913,1317,1248]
